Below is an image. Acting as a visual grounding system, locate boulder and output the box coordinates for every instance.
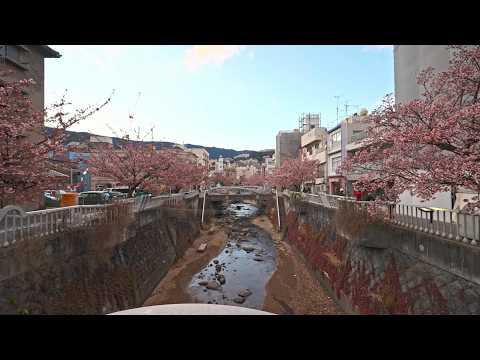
[206,281,221,290]
[238,289,252,298]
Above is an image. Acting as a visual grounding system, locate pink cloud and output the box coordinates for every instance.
[184,45,247,70]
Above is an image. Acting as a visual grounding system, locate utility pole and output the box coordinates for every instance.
[334,96,340,124]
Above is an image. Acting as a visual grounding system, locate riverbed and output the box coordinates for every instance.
[144,202,343,314]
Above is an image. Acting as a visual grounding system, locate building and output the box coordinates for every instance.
[299,113,320,134]
[275,130,301,168]
[343,110,371,196]
[188,147,210,167]
[394,45,451,105]
[1,46,61,209]
[0,45,61,111]
[90,134,114,145]
[326,124,345,195]
[263,156,275,176]
[216,156,224,173]
[236,165,258,180]
[300,127,328,193]
[394,45,458,210]
[234,153,250,160]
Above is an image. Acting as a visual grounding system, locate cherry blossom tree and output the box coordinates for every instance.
[0,71,112,207]
[267,157,319,191]
[161,158,208,193]
[244,174,267,186]
[88,140,173,197]
[341,45,480,212]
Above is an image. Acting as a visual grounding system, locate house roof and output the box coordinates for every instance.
[37,45,61,58]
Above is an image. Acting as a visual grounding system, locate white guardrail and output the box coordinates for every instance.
[0,191,198,248]
[285,191,480,246]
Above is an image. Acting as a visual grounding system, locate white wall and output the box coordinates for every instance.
[399,190,452,210]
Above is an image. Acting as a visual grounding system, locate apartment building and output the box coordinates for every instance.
[263,156,275,176]
[300,127,328,193]
[275,130,301,168]
[394,45,458,210]
[326,124,345,195]
[343,111,371,196]
[0,45,61,111]
[188,147,210,167]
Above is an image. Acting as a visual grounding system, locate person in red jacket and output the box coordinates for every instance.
[353,190,362,201]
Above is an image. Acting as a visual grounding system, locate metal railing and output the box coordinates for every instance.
[389,203,479,245]
[0,191,198,247]
[285,191,480,246]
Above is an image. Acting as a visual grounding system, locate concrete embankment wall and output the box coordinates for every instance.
[0,198,201,315]
[281,196,480,314]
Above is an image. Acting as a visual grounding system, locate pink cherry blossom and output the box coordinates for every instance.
[340,45,480,212]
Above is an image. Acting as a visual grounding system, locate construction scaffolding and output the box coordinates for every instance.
[298,113,320,134]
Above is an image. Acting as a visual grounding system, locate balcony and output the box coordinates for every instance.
[328,142,341,154]
[304,149,326,163]
[346,131,369,151]
[301,128,326,148]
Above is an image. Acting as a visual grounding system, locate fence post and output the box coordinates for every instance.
[201,190,207,225]
[462,213,469,243]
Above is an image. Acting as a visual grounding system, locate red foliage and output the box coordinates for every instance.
[285,209,450,314]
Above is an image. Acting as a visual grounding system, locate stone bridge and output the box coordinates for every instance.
[202,186,274,218]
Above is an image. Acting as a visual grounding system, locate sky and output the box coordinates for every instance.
[45,45,394,151]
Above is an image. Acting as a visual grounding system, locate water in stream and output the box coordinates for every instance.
[187,202,277,309]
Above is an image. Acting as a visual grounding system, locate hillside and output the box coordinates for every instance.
[49,128,274,160]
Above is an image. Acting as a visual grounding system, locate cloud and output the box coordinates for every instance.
[362,45,393,52]
[184,45,248,70]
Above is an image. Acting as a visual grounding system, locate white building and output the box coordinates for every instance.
[189,147,210,167]
[263,156,275,175]
[301,127,328,193]
[215,156,224,173]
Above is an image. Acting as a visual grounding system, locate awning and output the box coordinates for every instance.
[48,169,69,177]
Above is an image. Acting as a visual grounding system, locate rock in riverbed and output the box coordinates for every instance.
[238,289,252,298]
[197,243,207,253]
[213,259,219,264]
[233,297,245,304]
[198,280,209,286]
[206,281,221,290]
[241,245,256,252]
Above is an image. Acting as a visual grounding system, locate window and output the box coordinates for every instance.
[329,131,341,149]
[331,157,341,175]
[1,45,28,69]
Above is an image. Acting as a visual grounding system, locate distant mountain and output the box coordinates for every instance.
[49,128,274,160]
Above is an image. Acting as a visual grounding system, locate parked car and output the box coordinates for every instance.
[106,190,128,199]
[44,191,61,208]
[78,191,111,205]
[134,190,152,197]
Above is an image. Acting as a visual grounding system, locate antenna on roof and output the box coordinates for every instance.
[334,96,341,124]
